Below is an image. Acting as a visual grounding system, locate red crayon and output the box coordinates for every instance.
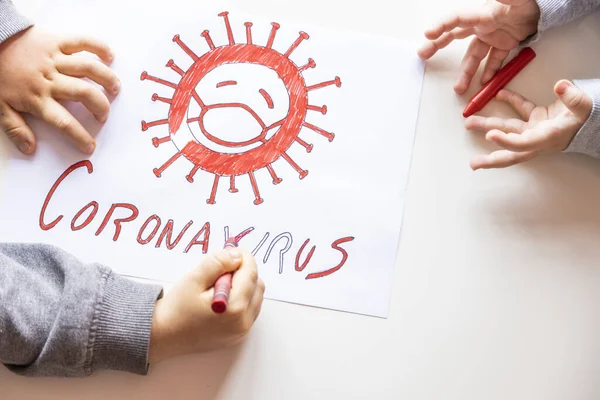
[463,47,536,118]
[211,227,254,314]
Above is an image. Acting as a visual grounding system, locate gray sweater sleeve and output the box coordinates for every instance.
[533,0,600,158]
[0,0,33,43]
[0,243,163,377]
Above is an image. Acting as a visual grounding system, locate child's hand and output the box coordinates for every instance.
[417,0,540,94]
[465,80,593,170]
[148,247,265,364]
[0,27,120,155]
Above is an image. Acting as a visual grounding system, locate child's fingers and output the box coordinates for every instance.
[58,36,114,63]
[418,28,474,59]
[51,76,111,122]
[248,278,265,323]
[424,12,484,40]
[496,89,536,120]
[554,79,593,119]
[481,48,509,84]
[193,248,243,290]
[470,149,537,170]
[465,115,526,133]
[0,103,36,154]
[55,55,120,95]
[229,251,259,312]
[455,37,490,94]
[33,99,96,154]
[486,128,548,152]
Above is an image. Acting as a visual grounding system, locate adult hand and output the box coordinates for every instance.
[466,80,593,170]
[417,0,540,93]
[148,247,265,364]
[0,27,120,155]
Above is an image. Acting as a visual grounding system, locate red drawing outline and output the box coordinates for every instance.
[140,11,342,205]
[216,80,237,88]
[259,89,274,109]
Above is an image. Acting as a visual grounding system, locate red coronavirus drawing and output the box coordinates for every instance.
[140,11,341,205]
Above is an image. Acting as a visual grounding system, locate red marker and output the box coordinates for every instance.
[463,47,536,118]
[211,227,254,313]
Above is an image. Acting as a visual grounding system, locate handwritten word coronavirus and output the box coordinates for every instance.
[39,160,354,280]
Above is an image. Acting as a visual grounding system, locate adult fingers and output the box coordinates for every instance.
[470,149,537,170]
[417,28,474,59]
[59,36,114,63]
[0,103,36,154]
[455,37,490,94]
[424,12,483,40]
[51,76,110,122]
[192,247,243,290]
[496,89,536,120]
[486,128,549,152]
[229,250,259,312]
[554,79,593,119]
[33,99,96,154]
[465,115,526,133]
[481,48,510,84]
[55,55,120,95]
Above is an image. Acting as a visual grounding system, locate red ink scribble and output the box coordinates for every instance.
[217,80,237,88]
[155,219,194,250]
[259,89,274,109]
[71,201,99,231]
[234,227,255,242]
[305,236,354,279]
[140,11,342,205]
[295,239,316,271]
[137,215,162,245]
[95,203,139,241]
[185,222,211,253]
[40,160,93,231]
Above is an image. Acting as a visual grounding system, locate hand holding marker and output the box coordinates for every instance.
[211,227,255,313]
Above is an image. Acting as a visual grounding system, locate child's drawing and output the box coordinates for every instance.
[140,11,342,205]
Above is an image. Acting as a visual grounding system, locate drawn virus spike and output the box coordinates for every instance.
[282,153,308,179]
[201,30,216,50]
[186,165,200,183]
[154,151,182,177]
[141,119,168,131]
[207,175,220,204]
[299,58,316,72]
[244,22,253,44]
[140,11,341,205]
[266,22,280,49]
[229,175,238,193]
[152,136,171,147]
[304,122,335,142]
[166,59,185,76]
[219,11,235,45]
[308,76,342,91]
[140,71,177,89]
[152,93,172,104]
[248,171,264,205]
[266,164,283,185]
[284,32,309,57]
[172,34,198,61]
[308,104,327,115]
[295,136,313,153]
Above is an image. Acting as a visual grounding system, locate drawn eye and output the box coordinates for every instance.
[141,11,341,205]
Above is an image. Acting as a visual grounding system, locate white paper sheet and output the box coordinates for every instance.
[0,1,424,317]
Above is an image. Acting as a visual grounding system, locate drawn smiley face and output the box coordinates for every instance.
[141,11,341,205]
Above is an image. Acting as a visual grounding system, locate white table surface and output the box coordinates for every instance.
[3,0,600,399]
